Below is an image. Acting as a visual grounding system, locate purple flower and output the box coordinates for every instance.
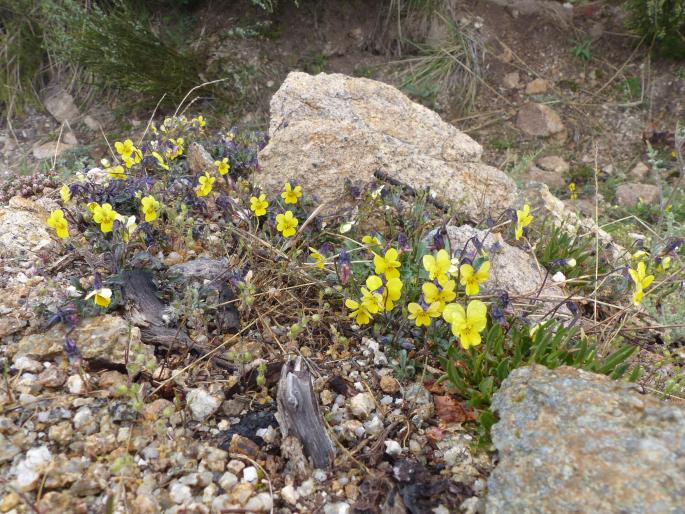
[63,336,82,367]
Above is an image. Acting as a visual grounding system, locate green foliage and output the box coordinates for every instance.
[570,39,593,62]
[626,0,685,58]
[444,320,638,441]
[535,222,609,280]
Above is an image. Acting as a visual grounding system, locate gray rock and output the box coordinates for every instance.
[502,72,520,89]
[516,102,565,137]
[615,183,660,207]
[523,164,566,190]
[0,200,56,261]
[257,72,518,218]
[536,155,569,174]
[525,78,549,95]
[487,365,685,514]
[186,388,221,421]
[349,392,375,419]
[186,142,214,174]
[32,141,76,160]
[42,88,79,123]
[629,162,650,180]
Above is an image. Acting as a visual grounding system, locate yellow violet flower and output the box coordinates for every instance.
[276,210,298,237]
[169,137,184,159]
[362,235,381,247]
[631,250,648,261]
[443,300,487,350]
[119,215,137,243]
[92,203,119,233]
[152,151,170,171]
[345,298,372,325]
[460,261,490,296]
[568,182,577,200]
[407,302,441,327]
[194,115,206,128]
[107,165,127,180]
[215,157,230,176]
[250,194,269,217]
[60,184,71,203]
[87,201,99,213]
[141,195,160,222]
[281,182,302,204]
[383,277,403,311]
[361,275,384,314]
[85,287,112,308]
[47,209,69,239]
[629,261,654,306]
[309,247,325,269]
[657,256,671,273]
[423,249,451,285]
[422,279,456,310]
[196,172,215,198]
[515,203,534,240]
[114,139,142,168]
[374,248,401,280]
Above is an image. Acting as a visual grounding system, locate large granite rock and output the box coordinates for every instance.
[0,198,57,261]
[257,72,518,218]
[487,365,685,513]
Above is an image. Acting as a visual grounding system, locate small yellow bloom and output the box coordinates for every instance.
[515,203,534,240]
[345,298,372,325]
[92,203,119,233]
[107,165,127,180]
[195,172,215,198]
[169,137,184,159]
[361,275,384,314]
[407,302,441,327]
[276,210,298,237]
[362,235,381,247]
[85,287,112,308]
[423,249,451,285]
[632,250,648,261]
[422,279,456,310]
[87,201,99,213]
[59,184,70,204]
[443,300,487,350]
[250,194,269,217]
[215,158,230,176]
[119,215,137,243]
[629,261,654,306]
[309,247,325,269]
[47,209,69,239]
[568,182,577,200]
[152,151,170,171]
[141,195,160,222]
[383,277,403,311]
[114,139,142,168]
[281,182,302,204]
[656,256,671,273]
[374,248,401,280]
[460,261,490,296]
[195,115,206,128]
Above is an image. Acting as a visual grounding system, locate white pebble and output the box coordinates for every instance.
[281,484,299,505]
[242,466,258,483]
[66,374,85,394]
[169,482,192,504]
[349,393,375,419]
[186,388,221,421]
[384,440,402,456]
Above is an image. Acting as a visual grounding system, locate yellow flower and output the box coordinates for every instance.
[443,300,487,350]
[361,275,384,314]
[92,203,119,233]
[657,256,671,273]
[215,158,230,176]
[152,151,170,171]
[250,194,269,217]
[276,210,298,237]
[60,184,71,203]
[631,250,648,261]
[141,195,160,222]
[407,302,441,327]
[515,203,533,240]
[629,261,654,306]
[383,277,403,311]
[309,247,325,269]
[422,279,456,310]
[460,261,490,296]
[194,115,206,128]
[107,165,127,180]
[362,235,381,247]
[87,201,99,213]
[568,182,577,200]
[345,298,372,325]
[196,172,215,197]
[423,249,451,285]
[85,287,112,308]
[47,209,69,239]
[114,139,142,168]
[169,137,184,159]
[281,182,302,204]
[119,215,137,243]
[374,248,401,280]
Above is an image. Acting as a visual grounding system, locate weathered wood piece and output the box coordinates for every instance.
[276,357,335,469]
[121,269,238,372]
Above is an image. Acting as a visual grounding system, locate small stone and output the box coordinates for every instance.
[537,155,570,174]
[379,375,400,394]
[324,502,351,514]
[298,479,315,497]
[313,469,327,481]
[244,492,273,512]
[98,370,127,392]
[72,407,94,432]
[43,88,79,123]
[629,162,650,180]
[142,398,174,421]
[48,421,73,445]
[0,443,20,464]
[164,251,184,266]
[186,388,221,421]
[516,102,565,137]
[200,446,228,472]
[226,459,245,475]
[131,495,160,514]
[169,482,193,504]
[187,142,214,174]
[615,183,660,207]
[37,367,67,388]
[32,141,75,160]
[229,483,254,505]
[525,78,549,94]
[83,115,101,131]
[13,356,42,373]
[242,466,258,483]
[281,484,299,505]
[502,72,520,89]
[349,392,375,419]
[364,415,384,435]
[14,446,52,491]
[321,389,334,406]
[0,492,20,512]
[219,472,238,491]
[384,440,402,456]
[228,434,262,460]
